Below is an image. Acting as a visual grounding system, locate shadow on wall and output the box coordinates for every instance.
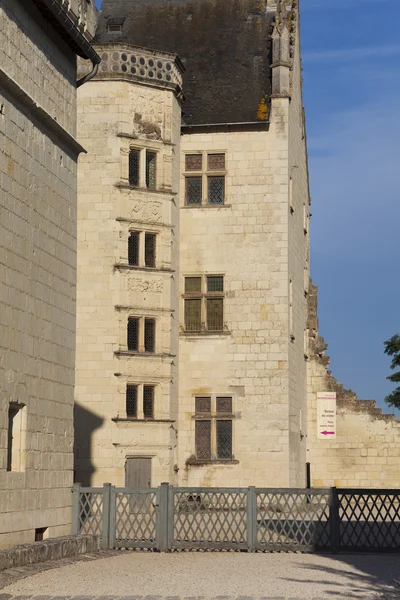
[73,402,104,486]
[284,554,400,599]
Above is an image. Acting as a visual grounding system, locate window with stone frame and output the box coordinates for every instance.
[184,152,226,205]
[128,230,157,268]
[126,317,156,353]
[126,384,155,419]
[194,396,233,460]
[183,275,224,332]
[128,147,157,190]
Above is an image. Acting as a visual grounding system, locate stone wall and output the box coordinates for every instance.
[306,282,400,488]
[75,46,182,487]
[0,0,85,548]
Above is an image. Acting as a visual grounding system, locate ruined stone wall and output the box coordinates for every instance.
[0,0,97,548]
[306,283,400,488]
[75,48,182,487]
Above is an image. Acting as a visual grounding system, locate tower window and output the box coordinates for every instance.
[127,318,139,351]
[144,233,156,267]
[144,318,156,353]
[128,231,140,266]
[126,385,138,418]
[129,149,140,186]
[146,151,157,189]
[143,386,155,419]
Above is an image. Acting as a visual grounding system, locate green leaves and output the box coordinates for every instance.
[384,334,400,409]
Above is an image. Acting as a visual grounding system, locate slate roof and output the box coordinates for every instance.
[94,0,274,125]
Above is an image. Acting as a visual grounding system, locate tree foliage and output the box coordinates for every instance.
[384,334,400,409]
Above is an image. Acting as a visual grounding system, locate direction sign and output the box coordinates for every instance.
[317,392,337,440]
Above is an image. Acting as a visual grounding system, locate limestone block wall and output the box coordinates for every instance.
[287,8,310,487]
[75,52,182,487]
[306,283,400,488]
[178,119,294,488]
[0,0,81,548]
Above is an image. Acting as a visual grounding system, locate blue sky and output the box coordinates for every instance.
[95,0,399,413]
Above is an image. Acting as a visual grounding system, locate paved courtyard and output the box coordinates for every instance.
[0,551,399,600]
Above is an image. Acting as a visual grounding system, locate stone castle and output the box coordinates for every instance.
[1,0,399,549]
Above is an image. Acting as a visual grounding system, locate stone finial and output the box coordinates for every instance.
[275,0,289,35]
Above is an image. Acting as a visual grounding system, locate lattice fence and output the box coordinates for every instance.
[338,489,400,551]
[256,489,330,551]
[114,489,158,548]
[72,484,400,553]
[171,488,247,549]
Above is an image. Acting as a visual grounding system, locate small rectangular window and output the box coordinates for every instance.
[195,420,211,459]
[7,403,26,472]
[208,176,225,205]
[185,154,202,171]
[208,153,225,171]
[217,420,232,459]
[126,385,138,418]
[206,297,223,331]
[185,298,202,332]
[127,318,139,351]
[144,318,156,353]
[186,177,202,205]
[128,231,140,266]
[144,233,156,268]
[185,277,202,293]
[216,397,232,414]
[207,276,224,293]
[129,149,140,186]
[146,151,156,189]
[143,385,154,419]
[195,397,211,414]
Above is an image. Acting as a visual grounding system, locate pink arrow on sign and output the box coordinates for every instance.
[321,431,335,435]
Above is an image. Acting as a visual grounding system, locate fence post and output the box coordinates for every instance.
[329,486,340,554]
[101,483,112,550]
[72,483,81,535]
[159,482,170,552]
[247,486,257,552]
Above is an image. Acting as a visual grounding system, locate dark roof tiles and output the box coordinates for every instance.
[95,0,273,125]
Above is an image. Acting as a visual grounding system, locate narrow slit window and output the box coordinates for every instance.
[195,420,211,459]
[144,318,156,353]
[217,420,232,459]
[143,385,154,419]
[129,149,140,186]
[146,151,156,189]
[128,231,140,266]
[144,233,156,267]
[186,177,202,205]
[127,318,139,351]
[7,403,26,472]
[126,385,138,418]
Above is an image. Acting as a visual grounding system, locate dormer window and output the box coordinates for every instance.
[106,17,124,34]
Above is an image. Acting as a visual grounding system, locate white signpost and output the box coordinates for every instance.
[317,392,337,439]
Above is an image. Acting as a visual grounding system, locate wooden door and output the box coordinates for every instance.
[125,457,152,488]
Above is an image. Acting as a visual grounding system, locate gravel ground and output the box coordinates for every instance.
[1,551,399,600]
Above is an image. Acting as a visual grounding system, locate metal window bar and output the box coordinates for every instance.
[184,298,202,331]
[195,397,211,414]
[208,153,225,171]
[129,149,140,186]
[144,318,156,353]
[143,385,154,419]
[207,276,224,292]
[185,277,202,293]
[144,233,156,267]
[146,151,156,189]
[216,397,232,413]
[217,420,232,459]
[195,420,211,459]
[128,231,139,266]
[186,177,202,205]
[127,318,139,351]
[185,154,202,171]
[126,385,138,418]
[208,176,225,204]
[206,297,223,331]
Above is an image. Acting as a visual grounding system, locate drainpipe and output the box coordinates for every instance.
[32,0,101,87]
